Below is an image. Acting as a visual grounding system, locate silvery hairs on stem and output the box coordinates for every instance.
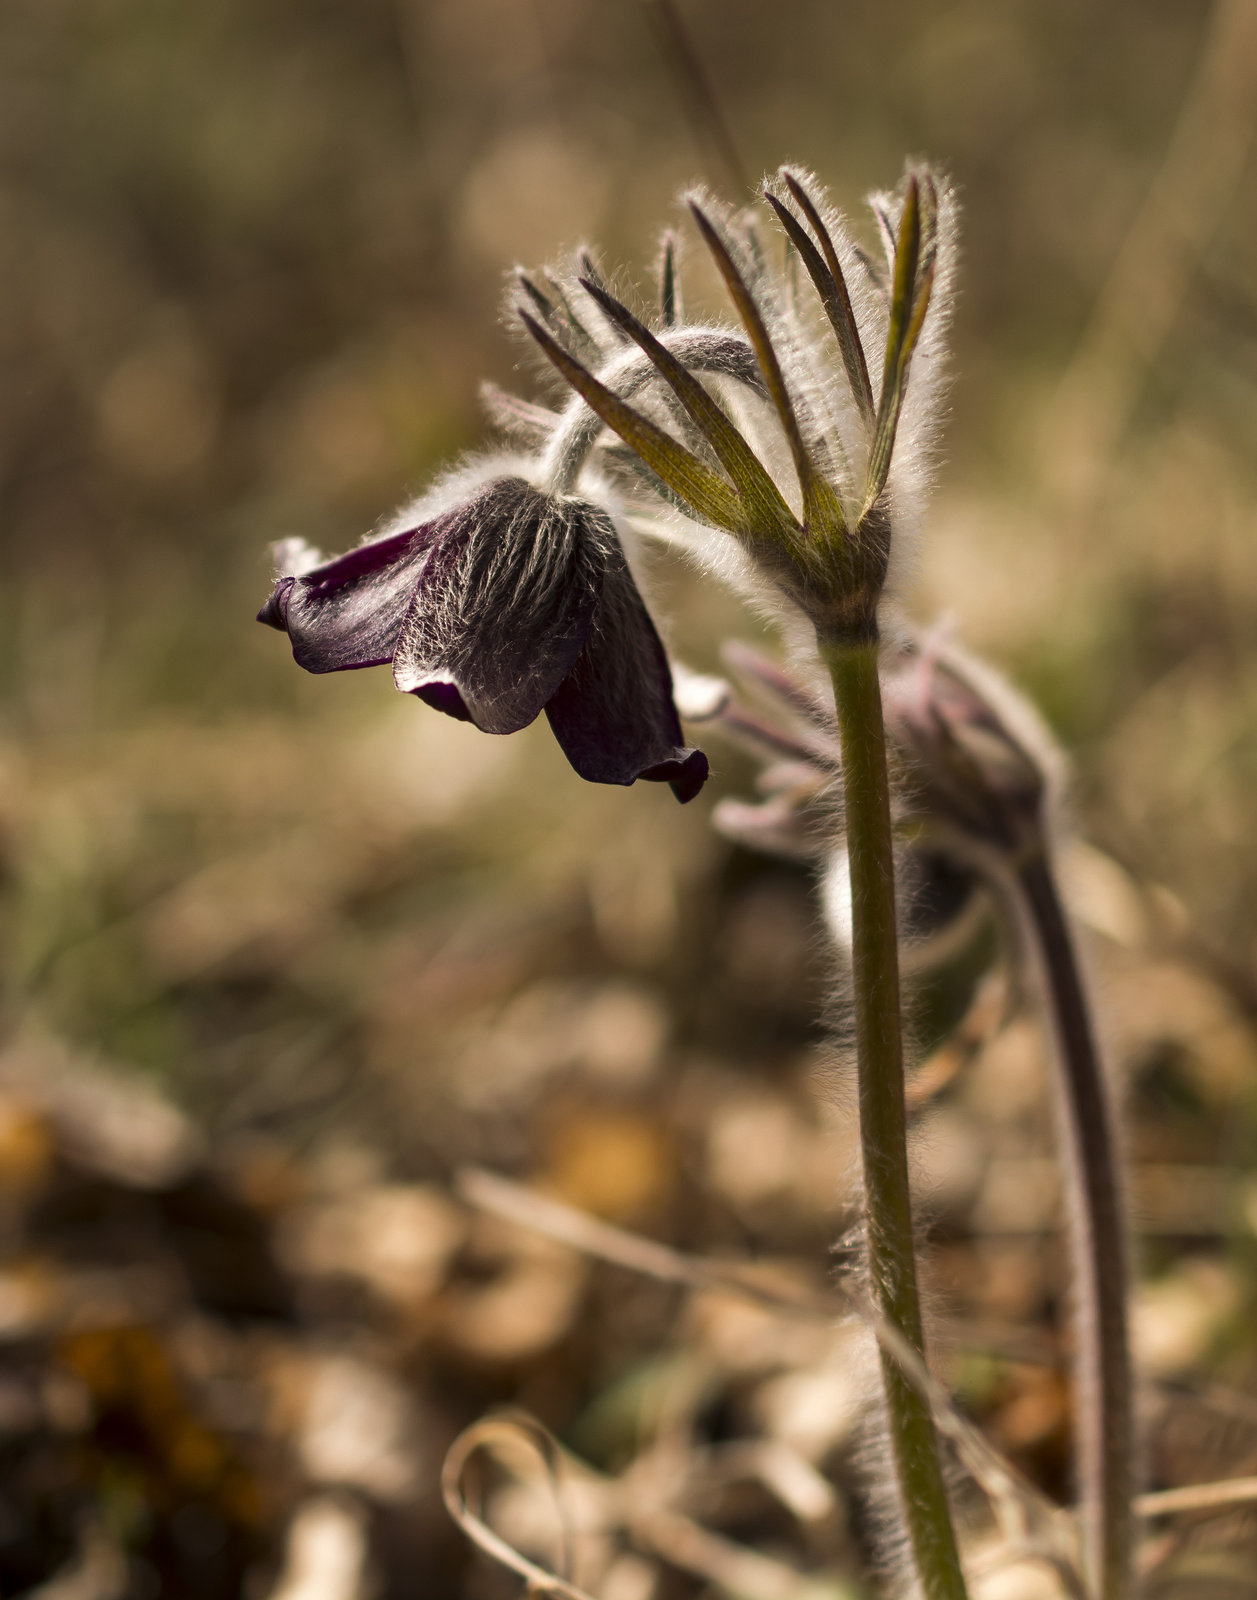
[497,164,958,655]
[678,632,1135,1600]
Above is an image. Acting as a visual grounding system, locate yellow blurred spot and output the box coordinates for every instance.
[1131,1258,1239,1378]
[0,1099,55,1196]
[992,1365,1068,1450]
[540,1108,674,1221]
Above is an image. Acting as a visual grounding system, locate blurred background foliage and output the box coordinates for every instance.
[3,1,1257,1597]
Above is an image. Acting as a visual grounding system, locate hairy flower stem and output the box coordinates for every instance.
[826,641,969,1600]
[1018,853,1132,1600]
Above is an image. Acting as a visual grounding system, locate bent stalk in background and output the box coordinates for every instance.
[881,642,1133,1600]
[1018,854,1132,1600]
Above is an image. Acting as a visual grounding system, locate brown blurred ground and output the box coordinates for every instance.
[2,2,1257,1596]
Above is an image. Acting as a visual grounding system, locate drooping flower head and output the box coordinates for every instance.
[258,467,708,802]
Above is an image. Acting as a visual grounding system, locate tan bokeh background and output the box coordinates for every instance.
[3,3,1257,1597]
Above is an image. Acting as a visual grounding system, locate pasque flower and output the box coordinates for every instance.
[259,166,985,1600]
[258,470,708,801]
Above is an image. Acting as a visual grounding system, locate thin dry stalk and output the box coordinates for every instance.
[1136,1477,1257,1520]
[1040,0,1257,518]
[442,1412,591,1600]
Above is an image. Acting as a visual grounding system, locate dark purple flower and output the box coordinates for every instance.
[258,475,708,802]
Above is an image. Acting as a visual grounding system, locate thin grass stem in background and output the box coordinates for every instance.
[645,0,750,197]
[1039,0,1257,521]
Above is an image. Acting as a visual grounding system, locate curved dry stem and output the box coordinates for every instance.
[443,1402,847,1600]
[441,1411,592,1600]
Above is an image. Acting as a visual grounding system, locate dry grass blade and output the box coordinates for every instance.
[865,1302,1086,1598]
[1137,1477,1257,1520]
[646,0,748,197]
[442,1402,853,1600]
[774,176,875,425]
[1039,0,1257,518]
[635,1507,821,1600]
[457,1166,839,1317]
[441,1411,593,1600]
[577,276,801,540]
[707,1440,838,1523]
[520,310,746,531]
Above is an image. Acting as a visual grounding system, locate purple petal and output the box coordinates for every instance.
[413,681,471,722]
[266,525,438,674]
[392,478,604,735]
[257,576,295,630]
[641,748,710,803]
[544,540,709,804]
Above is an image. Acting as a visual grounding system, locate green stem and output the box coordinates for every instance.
[1018,853,1132,1600]
[826,640,969,1600]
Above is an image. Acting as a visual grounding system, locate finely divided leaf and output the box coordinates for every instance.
[659,233,680,329]
[687,204,811,489]
[521,310,746,533]
[577,277,801,542]
[480,381,559,446]
[861,174,936,521]
[689,200,845,544]
[777,174,875,425]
